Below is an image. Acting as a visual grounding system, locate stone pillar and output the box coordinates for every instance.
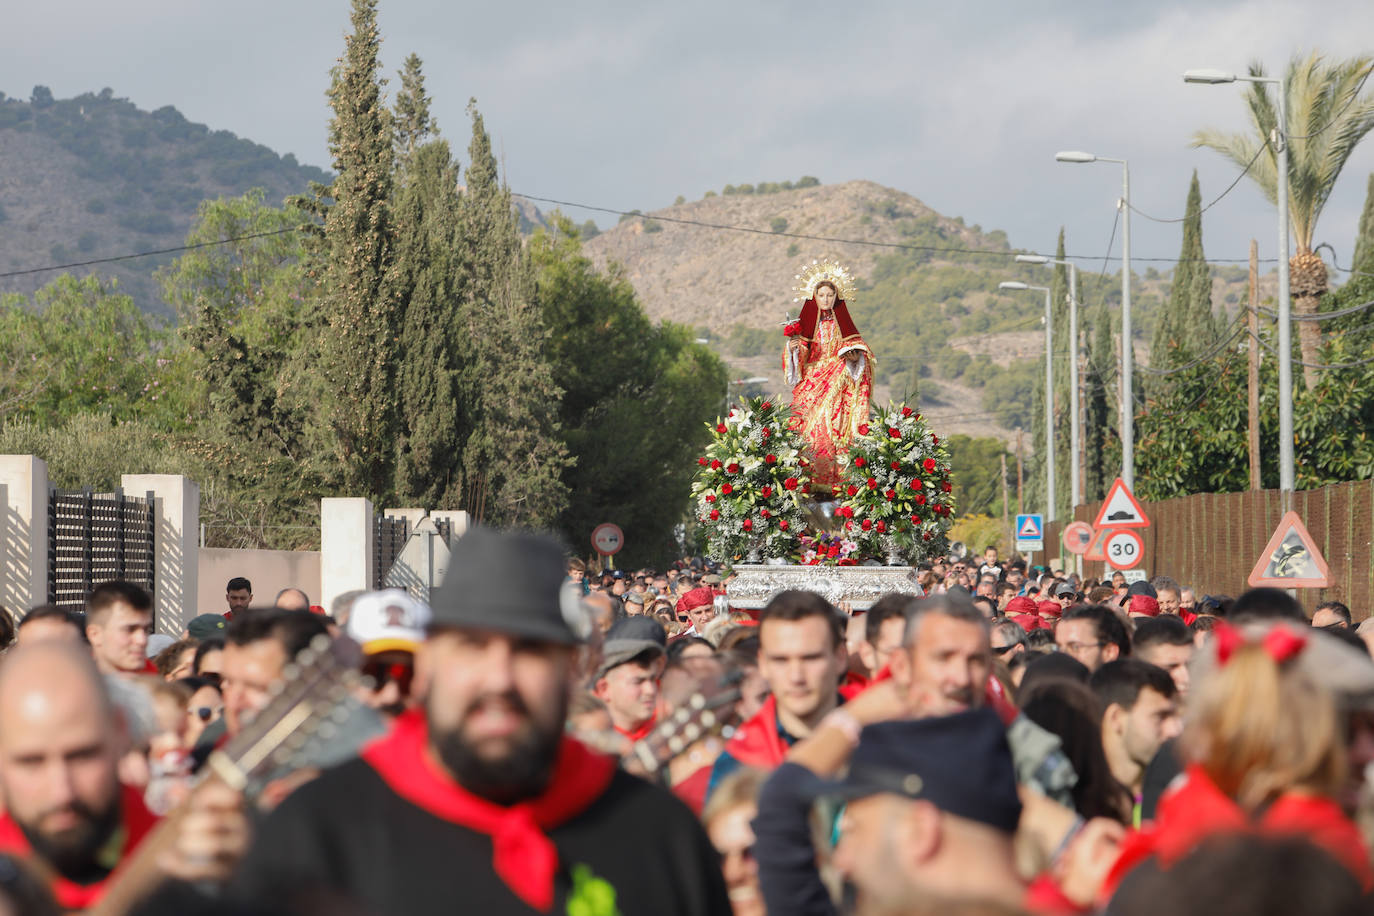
[382,507,427,529]
[123,474,200,635]
[430,510,470,542]
[321,497,374,615]
[0,455,49,617]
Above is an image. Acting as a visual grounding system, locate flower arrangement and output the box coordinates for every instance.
[798,531,861,566]
[835,402,955,564]
[692,396,811,562]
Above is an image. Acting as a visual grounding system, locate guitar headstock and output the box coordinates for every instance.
[206,634,385,794]
[626,671,742,774]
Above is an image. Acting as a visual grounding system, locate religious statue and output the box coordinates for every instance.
[783,259,873,495]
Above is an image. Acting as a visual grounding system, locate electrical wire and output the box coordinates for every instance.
[1136,323,1248,376]
[1126,145,1268,225]
[0,228,300,279]
[1254,297,1374,322]
[1247,329,1374,370]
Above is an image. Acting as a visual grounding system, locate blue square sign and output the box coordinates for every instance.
[1015,514,1044,551]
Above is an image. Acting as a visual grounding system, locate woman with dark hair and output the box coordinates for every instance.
[1020,678,1133,823]
[783,260,873,494]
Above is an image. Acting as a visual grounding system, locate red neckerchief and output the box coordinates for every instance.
[721,695,791,770]
[1103,764,1374,899]
[362,710,616,912]
[1180,609,1198,626]
[613,714,656,744]
[0,784,159,911]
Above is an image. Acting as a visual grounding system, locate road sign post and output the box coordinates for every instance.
[591,523,625,569]
[1015,513,1044,553]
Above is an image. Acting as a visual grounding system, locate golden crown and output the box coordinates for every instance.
[792,258,856,304]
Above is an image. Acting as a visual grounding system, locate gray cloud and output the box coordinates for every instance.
[5,0,1374,274]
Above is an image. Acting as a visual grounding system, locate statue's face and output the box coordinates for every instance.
[815,284,837,311]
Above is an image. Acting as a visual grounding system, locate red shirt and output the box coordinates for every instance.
[0,784,159,910]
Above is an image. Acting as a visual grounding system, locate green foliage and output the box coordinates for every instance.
[770,216,788,234]
[393,52,435,162]
[945,434,1011,518]
[1150,172,1217,379]
[1353,173,1374,278]
[1082,304,1118,502]
[719,177,819,197]
[724,323,771,358]
[532,217,727,565]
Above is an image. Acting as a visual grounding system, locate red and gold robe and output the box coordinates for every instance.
[784,299,873,494]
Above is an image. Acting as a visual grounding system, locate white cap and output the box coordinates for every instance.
[346,589,431,655]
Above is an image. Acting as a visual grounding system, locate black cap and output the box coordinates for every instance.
[818,709,1022,834]
[595,616,669,680]
[430,527,581,645]
[1126,579,1157,598]
[1053,581,1077,598]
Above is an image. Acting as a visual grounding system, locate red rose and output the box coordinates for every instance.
[840,506,855,518]
[716,423,727,433]
[923,531,933,541]
[705,494,716,503]
[765,454,778,464]
[761,429,771,439]
[931,434,938,444]
[761,508,771,518]
[938,505,950,517]
[709,509,720,520]
[838,557,858,566]
[941,481,952,493]
[861,519,873,531]
[761,401,771,409]
[911,479,923,490]
[876,521,887,533]
[721,483,733,495]
[923,458,937,472]
[784,477,799,491]
[710,459,722,470]
[844,521,854,531]
[902,406,913,417]
[915,493,927,505]
[697,457,708,466]
[911,514,920,524]
[885,488,896,500]
[857,424,870,435]
[742,519,753,531]
[853,457,867,468]
[866,477,878,489]
[889,427,901,438]
[761,485,773,498]
[890,461,900,470]
[784,322,800,337]
[828,545,841,557]
[846,484,859,497]
[780,520,790,531]
[727,462,740,474]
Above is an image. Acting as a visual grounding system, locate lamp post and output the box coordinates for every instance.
[1184,67,1293,497]
[1055,151,1133,490]
[1000,281,1056,521]
[1016,254,1080,511]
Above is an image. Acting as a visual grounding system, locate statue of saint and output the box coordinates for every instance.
[783,259,873,495]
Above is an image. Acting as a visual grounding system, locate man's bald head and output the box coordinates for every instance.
[0,643,124,876]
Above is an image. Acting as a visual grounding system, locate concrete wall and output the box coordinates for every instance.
[196,547,321,618]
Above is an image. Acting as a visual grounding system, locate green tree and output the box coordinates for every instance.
[393,52,434,165]
[1352,173,1374,278]
[392,138,468,507]
[1082,303,1117,501]
[530,217,727,565]
[315,0,398,501]
[1193,52,1374,390]
[945,434,1011,518]
[1150,172,1216,380]
[457,102,569,527]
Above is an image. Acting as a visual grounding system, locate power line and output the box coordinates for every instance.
[0,228,299,280]
[1247,329,1374,370]
[1255,297,1374,322]
[1126,144,1267,225]
[1136,322,1247,376]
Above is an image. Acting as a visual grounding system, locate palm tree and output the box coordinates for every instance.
[1193,51,1374,390]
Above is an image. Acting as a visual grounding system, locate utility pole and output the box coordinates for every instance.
[1001,452,1011,552]
[1015,427,1024,515]
[1248,238,1261,490]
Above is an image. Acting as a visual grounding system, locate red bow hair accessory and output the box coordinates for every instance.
[1214,621,1308,666]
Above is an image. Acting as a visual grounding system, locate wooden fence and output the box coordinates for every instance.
[1033,480,1374,617]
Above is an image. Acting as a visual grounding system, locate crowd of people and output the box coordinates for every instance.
[0,531,1370,914]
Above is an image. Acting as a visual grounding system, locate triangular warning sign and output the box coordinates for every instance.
[1017,516,1042,539]
[1093,478,1150,530]
[1085,526,1112,562]
[1248,511,1330,588]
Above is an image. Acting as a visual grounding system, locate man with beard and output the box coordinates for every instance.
[233,527,730,916]
[0,642,248,909]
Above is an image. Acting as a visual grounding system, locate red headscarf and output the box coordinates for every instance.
[1129,595,1161,617]
[675,587,714,616]
[1037,600,1063,620]
[363,711,615,912]
[1005,596,1039,617]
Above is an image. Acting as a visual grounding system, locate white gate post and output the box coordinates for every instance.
[0,455,50,616]
[321,497,375,615]
[122,474,200,635]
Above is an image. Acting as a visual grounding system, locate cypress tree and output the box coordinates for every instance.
[456,101,569,527]
[1051,229,1072,516]
[317,0,397,501]
[393,53,433,166]
[1152,171,1214,377]
[1353,173,1374,279]
[1083,302,1116,501]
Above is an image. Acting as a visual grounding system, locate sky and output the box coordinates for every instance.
[6,0,1374,277]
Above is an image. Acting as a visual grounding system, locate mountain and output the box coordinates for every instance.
[0,87,331,314]
[583,179,1265,445]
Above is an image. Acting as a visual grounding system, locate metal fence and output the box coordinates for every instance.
[1033,480,1374,617]
[374,514,411,589]
[48,488,156,614]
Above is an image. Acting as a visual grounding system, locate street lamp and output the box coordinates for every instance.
[1016,254,1081,511]
[1000,281,1056,521]
[1056,150,1134,490]
[1184,67,1293,496]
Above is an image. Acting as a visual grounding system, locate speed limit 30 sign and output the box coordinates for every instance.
[1104,528,1144,570]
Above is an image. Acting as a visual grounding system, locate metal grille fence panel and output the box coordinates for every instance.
[374,515,411,589]
[47,488,155,615]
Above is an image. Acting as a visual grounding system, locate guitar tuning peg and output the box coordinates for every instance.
[690,694,706,710]
[282,664,300,682]
[668,736,684,755]
[311,633,332,653]
[674,708,690,724]
[296,650,317,668]
[701,711,716,728]
[684,724,701,742]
